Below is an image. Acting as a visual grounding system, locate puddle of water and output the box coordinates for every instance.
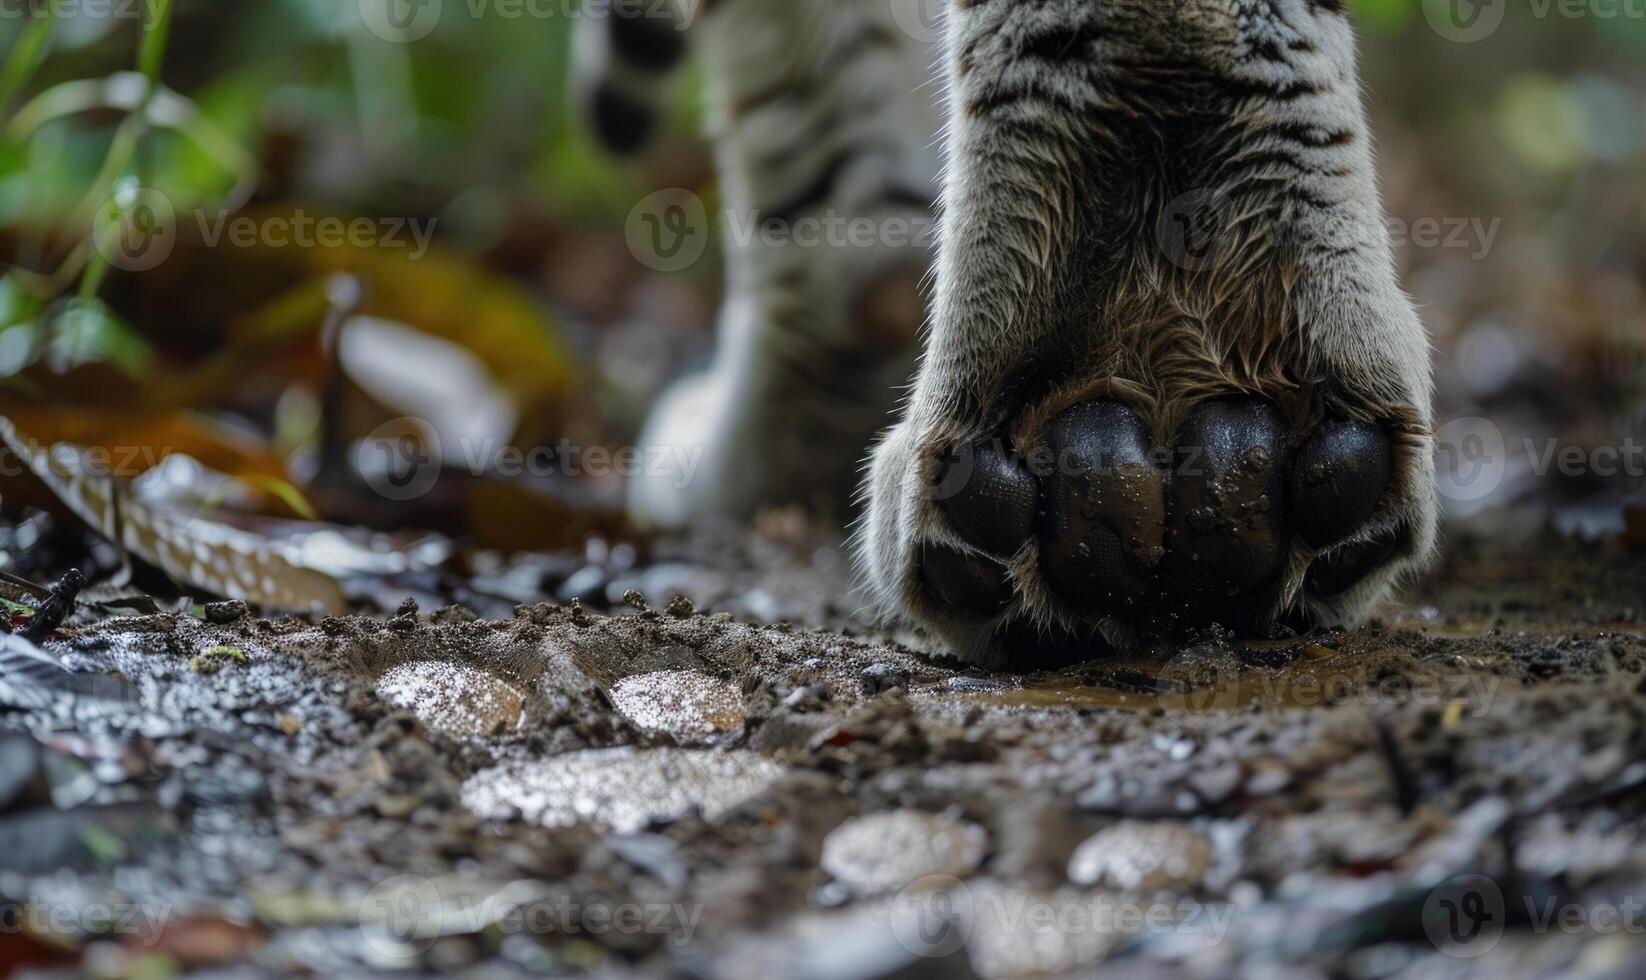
[929,644,1435,717]
[610,670,745,739]
[820,810,987,896]
[460,747,784,833]
[1067,820,1213,892]
[375,662,525,738]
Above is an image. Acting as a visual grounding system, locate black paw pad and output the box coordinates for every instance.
[934,440,1037,557]
[1036,401,1167,606]
[1288,419,1393,548]
[1307,531,1400,597]
[921,543,1013,613]
[1163,398,1289,599]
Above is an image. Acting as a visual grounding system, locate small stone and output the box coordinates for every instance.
[1245,764,1292,796]
[377,661,525,737]
[820,810,988,895]
[1067,820,1213,892]
[860,663,910,696]
[1189,762,1244,804]
[461,748,783,832]
[375,794,419,818]
[945,676,1007,694]
[188,646,247,674]
[610,671,745,739]
[203,600,249,624]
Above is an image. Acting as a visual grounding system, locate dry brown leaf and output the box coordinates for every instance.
[0,417,348,614]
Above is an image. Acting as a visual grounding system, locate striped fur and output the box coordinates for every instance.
[610,0,943,525]
[589,0,1437,663]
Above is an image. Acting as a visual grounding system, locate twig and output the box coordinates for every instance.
[1374,718,1419,815]
[20,568,86,643]
[0,570,51,600]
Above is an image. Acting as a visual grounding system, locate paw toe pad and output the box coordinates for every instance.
[1038,401,1166,605]
[921,395,1402,630]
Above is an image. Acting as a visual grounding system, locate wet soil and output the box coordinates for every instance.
[2,510,1645,978]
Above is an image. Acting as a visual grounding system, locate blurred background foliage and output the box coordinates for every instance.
[0,0,1640,549]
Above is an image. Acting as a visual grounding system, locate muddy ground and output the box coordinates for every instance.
[2,510,1645,978]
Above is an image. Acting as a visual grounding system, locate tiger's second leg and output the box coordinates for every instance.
[620,0,943,527]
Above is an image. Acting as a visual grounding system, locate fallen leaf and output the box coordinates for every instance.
[0,417,348,614]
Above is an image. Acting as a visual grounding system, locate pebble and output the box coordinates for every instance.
[945,676,1008,694]
[375,661,525,738]
[1189,762,1245,804]
[461,748,784,833]
[203,600,249,624]
[610,670,746,739]
[1067,820,1214,892]
[859,663,909,696]
[964,882,1123,977]
[820,810,988,895]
